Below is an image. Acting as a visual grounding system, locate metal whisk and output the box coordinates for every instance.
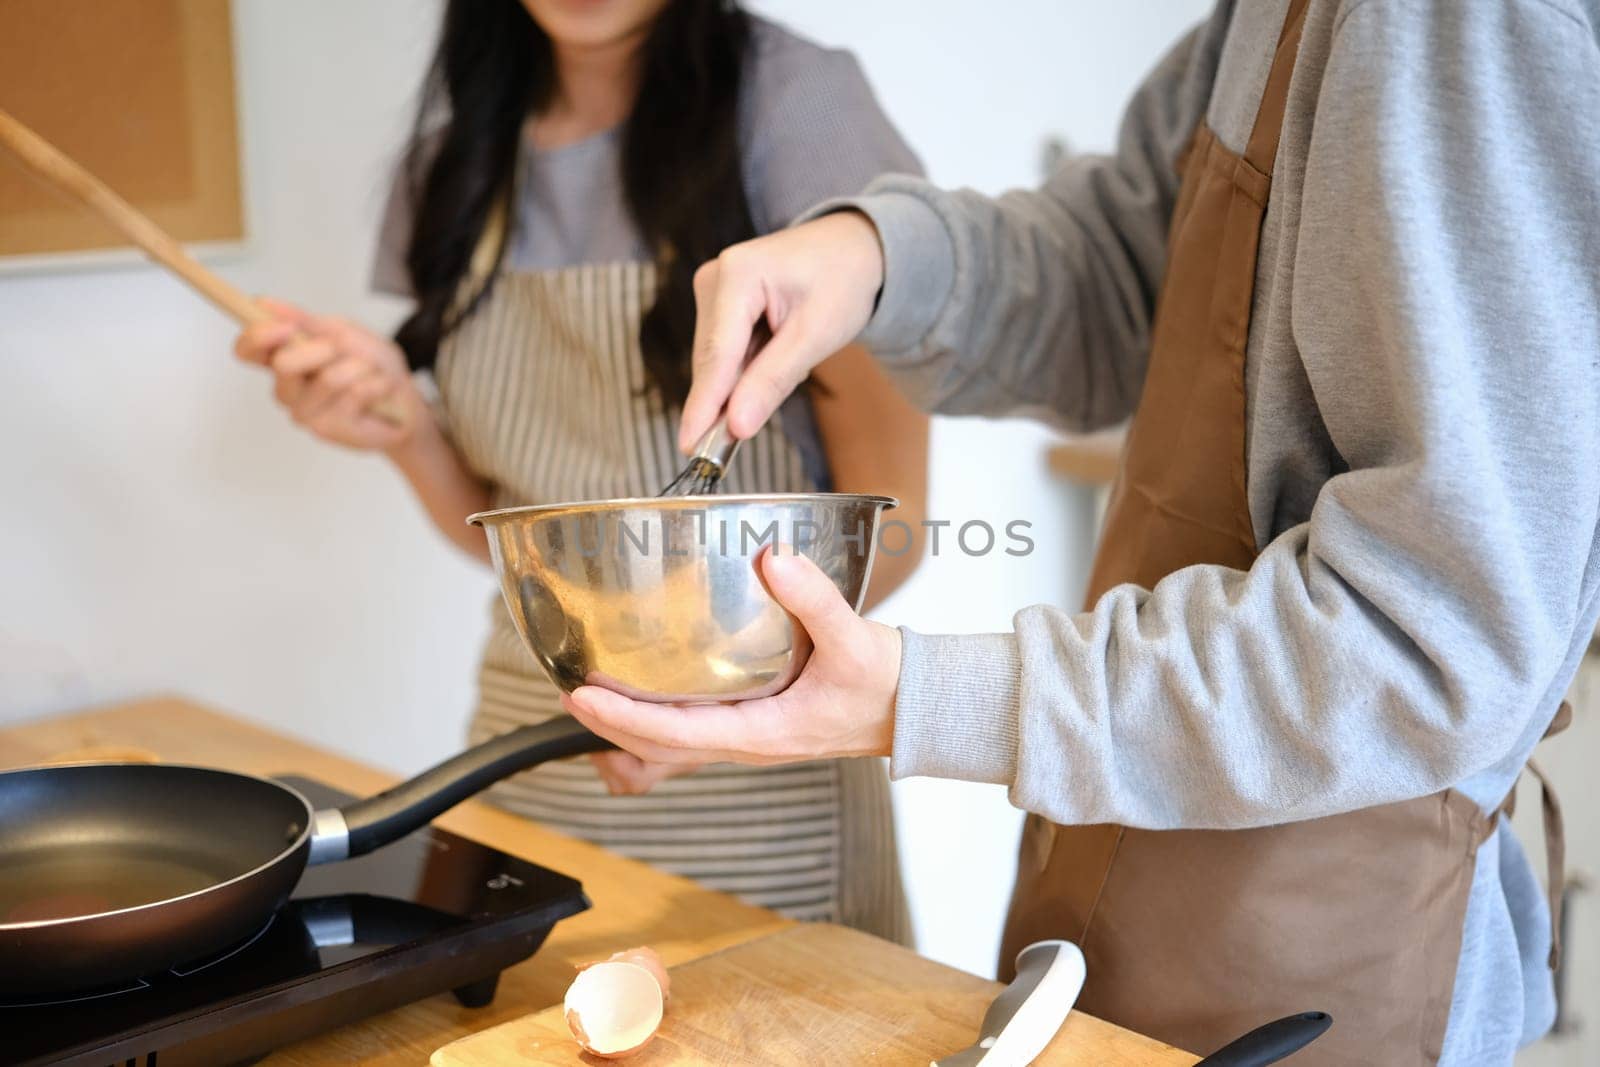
[660,319,772,497]
[661,417,741,496]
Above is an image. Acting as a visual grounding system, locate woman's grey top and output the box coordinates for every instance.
[371,16,918,283]
[374,19,920,488]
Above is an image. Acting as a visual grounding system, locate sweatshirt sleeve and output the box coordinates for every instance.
[801,12,1227,432]
[890,0,1600,829]
[739,27,923,234]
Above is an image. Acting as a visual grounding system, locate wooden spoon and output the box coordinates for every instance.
[0,106,408,427]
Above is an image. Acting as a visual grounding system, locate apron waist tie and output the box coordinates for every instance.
[1495,700,1571,969]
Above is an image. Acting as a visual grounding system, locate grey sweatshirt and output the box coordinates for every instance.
[821,0,1600,1060]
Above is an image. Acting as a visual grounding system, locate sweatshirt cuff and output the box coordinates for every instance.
[889,628,1021,786]
[795,184,955,356]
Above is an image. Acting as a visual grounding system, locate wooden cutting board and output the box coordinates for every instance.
[432,923,1198,1066]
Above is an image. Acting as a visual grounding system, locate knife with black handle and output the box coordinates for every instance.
[1193,1011,1332,1066]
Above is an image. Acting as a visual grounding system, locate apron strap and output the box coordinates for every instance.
[1242,0,1312,175]
[1527,758,1566,970]
[1545,698,1574,739]
[1494,700,1572,969]
[467,191,511,289]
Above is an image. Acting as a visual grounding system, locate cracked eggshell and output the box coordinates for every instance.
[578,945,671,1001]
[564,960,665,1059]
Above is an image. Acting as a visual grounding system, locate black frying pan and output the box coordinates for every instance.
[0,715,611,995]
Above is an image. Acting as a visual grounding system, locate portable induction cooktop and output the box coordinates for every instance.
[0,776,589,1067]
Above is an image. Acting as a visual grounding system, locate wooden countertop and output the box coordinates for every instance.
[0,697,791,1065]
[0,697,1194,1065]
[435,923,1199,1066]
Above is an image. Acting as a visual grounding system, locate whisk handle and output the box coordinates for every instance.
[667,315,768,490]
[685,317,767,474]
[689,416,742,473]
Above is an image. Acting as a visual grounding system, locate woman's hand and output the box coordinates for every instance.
[587,751,704,796]
[561,549,902,768]
[234,297,423,452]
[237,298,495,563]
[681,211,885,449]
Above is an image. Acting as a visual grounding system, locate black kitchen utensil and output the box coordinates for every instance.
[0,715,612,995]
[1194,1011,1332,1066]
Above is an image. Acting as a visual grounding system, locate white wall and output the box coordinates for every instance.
[1,0,470,774]
[0,0,1208,983]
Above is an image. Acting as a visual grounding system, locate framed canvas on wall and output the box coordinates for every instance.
[0,0,243,271]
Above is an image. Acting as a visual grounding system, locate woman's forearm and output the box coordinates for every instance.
[385,414,494,565]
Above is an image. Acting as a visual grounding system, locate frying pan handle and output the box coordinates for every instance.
[1193,1012,1332,1066]
[310,715,615,863]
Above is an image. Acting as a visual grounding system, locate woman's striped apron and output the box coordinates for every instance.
[435,260,910,940]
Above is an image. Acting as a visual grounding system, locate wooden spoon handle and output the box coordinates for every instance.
[0,107,408,427]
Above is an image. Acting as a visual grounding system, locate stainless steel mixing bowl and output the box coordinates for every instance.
[469,493,896,703]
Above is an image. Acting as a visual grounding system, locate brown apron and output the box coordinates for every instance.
[998,1,1567,1062]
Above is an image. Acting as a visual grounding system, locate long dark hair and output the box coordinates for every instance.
[394,0,755,408]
